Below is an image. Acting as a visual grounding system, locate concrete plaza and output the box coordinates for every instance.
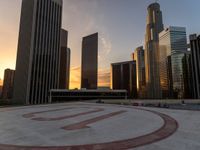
[0,102,199,150]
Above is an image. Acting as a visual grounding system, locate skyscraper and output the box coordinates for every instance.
[66,48,71,89]
[182,52,193,99]
[59,29,70,89]
[190,34,200,99]
[111,61,137,98]
[81,33,98,89]
[132,53,135,60]
[0,79,2,98]
[145,2,164,99]
[159,26,187,98]
[2,69,15,99]
[134,46,146,98]
[13,0,63,104]
[0,86,2,99]
[171,52,191,99]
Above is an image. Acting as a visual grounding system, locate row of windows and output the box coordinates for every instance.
[190,39,200,98]
[51,92,127,97]
[29,0,62,104]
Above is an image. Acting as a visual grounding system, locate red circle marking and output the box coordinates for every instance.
[0,106,178,150]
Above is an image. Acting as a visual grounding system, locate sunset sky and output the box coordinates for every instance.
[0,0,200,88]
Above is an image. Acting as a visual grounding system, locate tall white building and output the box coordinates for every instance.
[13,0,63,104]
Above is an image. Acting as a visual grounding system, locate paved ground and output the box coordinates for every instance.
[0,102,199,150]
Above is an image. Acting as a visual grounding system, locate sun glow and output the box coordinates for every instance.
[70,67,110,89]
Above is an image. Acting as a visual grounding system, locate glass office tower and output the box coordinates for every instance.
[190,34,200,99]
[171,52,191,99]
[81,33,98,89]
[159,26,189,99]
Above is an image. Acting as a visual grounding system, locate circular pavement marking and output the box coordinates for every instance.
[0,103,178,150]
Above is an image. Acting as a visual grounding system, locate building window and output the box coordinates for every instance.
[151,28,153,40]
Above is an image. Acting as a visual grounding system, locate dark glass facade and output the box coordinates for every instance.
[59,29,70,89]
[166,56,174,98]
[111,61,137,98]
[159,26,188,98]
[81,33,98,89]
[190,34,200,99]
[182,53,193,98]
[2,69,15,99]
[50,90,127,102]
[171,52,191,99]
[0,86,2,98]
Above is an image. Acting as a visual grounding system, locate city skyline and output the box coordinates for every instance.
[0,1,200,149]
[0,0,200,89]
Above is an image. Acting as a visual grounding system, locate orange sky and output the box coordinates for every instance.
[0,1,111,89]
[0,79,3,86]
[0,1,20,86]
[70,67,110,89]
[1,0,200,89]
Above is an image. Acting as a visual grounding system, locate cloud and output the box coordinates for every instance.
[100,36,112,55]
[84,17,96,33]
[0,78,3,86]
[68,2,113,62]
[98,68,110,87]
[64,1,112,89]
[70,67,81,89]
[99,36,112,62]
[70,67,110,89]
